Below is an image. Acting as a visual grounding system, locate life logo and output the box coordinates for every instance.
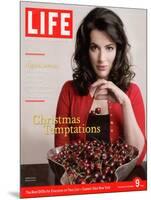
[25,7,73,38]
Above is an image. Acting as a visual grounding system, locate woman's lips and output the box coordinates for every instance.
[97,65,108,71]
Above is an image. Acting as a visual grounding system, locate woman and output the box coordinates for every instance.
[55,7,146,164]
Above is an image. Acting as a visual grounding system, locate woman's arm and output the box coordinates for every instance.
[122,95,145,158]
[122,84,146,164]
[91,80,146,163]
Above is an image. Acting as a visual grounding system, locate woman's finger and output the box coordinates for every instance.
[95,88,108,95]
[94,87,108,99]
[91,79,107,88]
[94,94,108,100]
[108,94,116,102]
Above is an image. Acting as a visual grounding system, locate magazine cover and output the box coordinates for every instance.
[20,1,147,198]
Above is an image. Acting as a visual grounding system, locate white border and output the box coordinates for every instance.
[0,0,150,199]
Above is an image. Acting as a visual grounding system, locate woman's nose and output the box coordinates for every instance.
[98,50,106,62]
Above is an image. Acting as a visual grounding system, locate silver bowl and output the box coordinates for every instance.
[47,145,139,184]
[47,146,65,183]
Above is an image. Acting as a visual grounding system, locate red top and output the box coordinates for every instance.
[55,80,146,164]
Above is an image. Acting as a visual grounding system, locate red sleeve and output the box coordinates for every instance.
[128,83,146,164]
[54,81,72,147]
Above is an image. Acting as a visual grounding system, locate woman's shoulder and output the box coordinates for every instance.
[61,80,78,94]
[126,82,142,97]
[62,80,73,88]
[127,82,140,91]
[61,80,74,91]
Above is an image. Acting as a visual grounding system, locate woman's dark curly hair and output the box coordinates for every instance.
[72,7,135,95]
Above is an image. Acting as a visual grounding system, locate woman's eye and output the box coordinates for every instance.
[106,46,114,51]
[90,45,97,51]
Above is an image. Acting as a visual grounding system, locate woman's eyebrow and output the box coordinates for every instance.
[89,42,99,47]
[105,43,115,46]
[90,42,115,47]
[90,42,97,45]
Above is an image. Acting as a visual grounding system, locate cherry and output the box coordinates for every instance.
[94,172,100,178]
[95,107,101,114]
[90,110,96,116]
[102,153,108,160]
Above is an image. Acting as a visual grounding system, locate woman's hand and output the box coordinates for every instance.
[90,79,130,105]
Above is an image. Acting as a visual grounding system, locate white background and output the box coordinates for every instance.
[0,0,150,199]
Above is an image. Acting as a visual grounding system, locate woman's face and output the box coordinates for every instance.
[89,29,117,80]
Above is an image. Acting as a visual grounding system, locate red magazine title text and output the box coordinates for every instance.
[25,7,73,38]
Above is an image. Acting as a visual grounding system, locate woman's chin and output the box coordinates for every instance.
[97,74,108,80]
[96,71,109,79]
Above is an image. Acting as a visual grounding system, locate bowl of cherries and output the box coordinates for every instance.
[47,139,139,184]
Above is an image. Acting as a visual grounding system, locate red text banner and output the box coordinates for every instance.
[20,179,147,198]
